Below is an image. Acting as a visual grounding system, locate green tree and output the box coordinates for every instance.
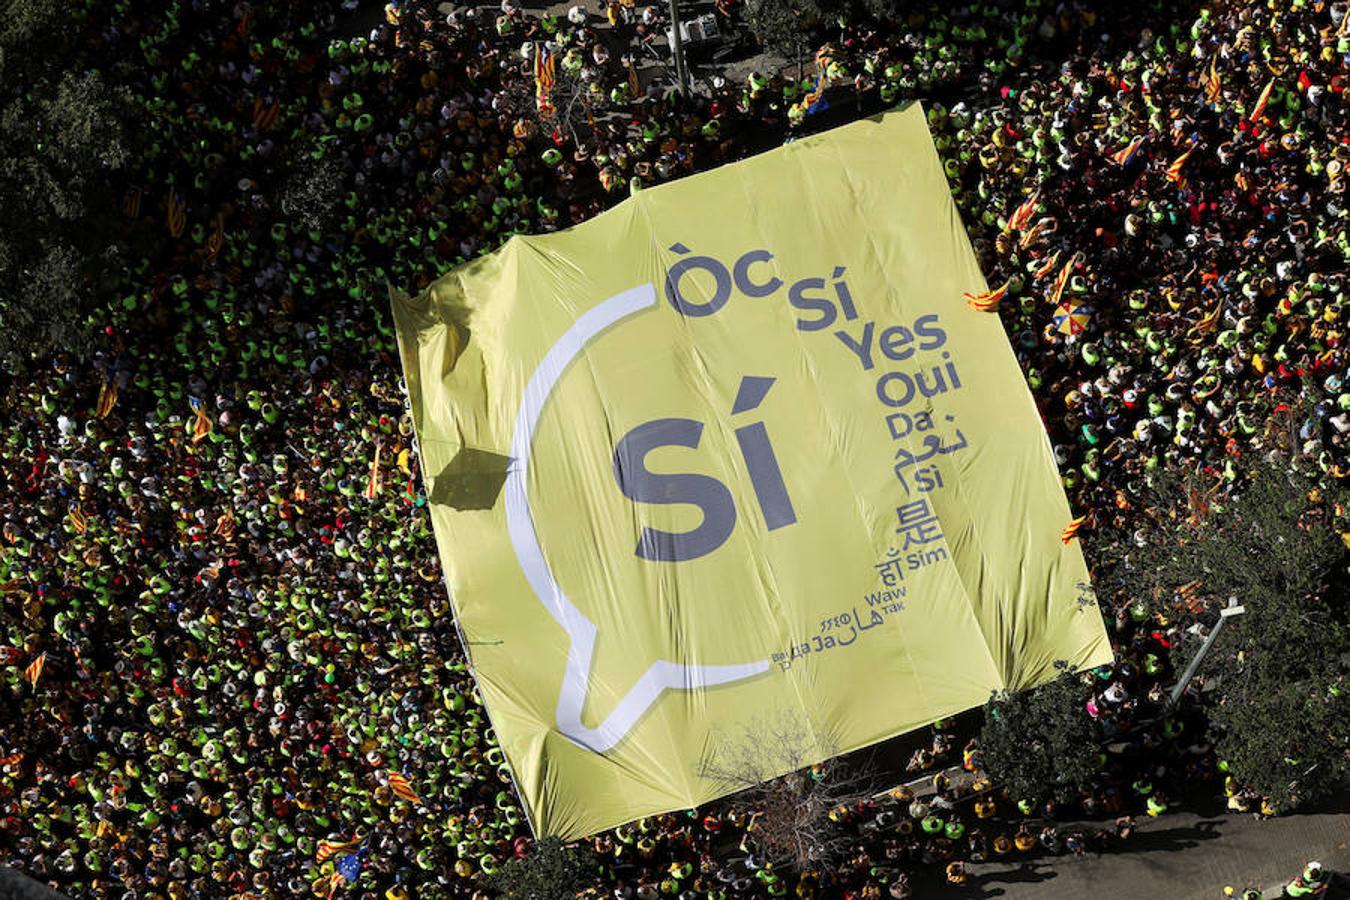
[480,836,597,900]
[279,152,347,234]
[978,668,1102,804]
[0,0,134,369]
[742,0,817,64]
[1171,465,1350,810]
[742,0,896,64]
[1090,458,1350,811]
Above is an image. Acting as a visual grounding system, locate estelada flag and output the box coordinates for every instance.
[68,501,88,534]
[1046,256,1073,307]
[534,43,557,114]
[1032,251,1061,280]
[1247,78,1275,123]
[1007,190,1040,232]
[1165,143,1198,186]
[316,836,361,864]
[1203,56,1222,106]
[964,279,1010,313]
[387,771,421,805]
[1060,515,1087,544]
[1110,136,1146,167]
[802,73,828,115]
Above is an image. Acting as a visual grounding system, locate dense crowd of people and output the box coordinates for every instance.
[1,0,1347,896]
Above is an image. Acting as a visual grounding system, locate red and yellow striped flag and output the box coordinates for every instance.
[326,871,347,899]
[206,213,225,260]
[1032,251,1061,280]
[213,511,236,539]
[68,502,88,535]
[1060,515,1087,544]
[1203,56,1221,106]
[0,753,23,768]
[1165,143,1197,186]
[1046,257,1073,307]
[95,380,118,419]
[1187,299,1224,342]
[1110,136,1146,167]
[1175,580,1205,614]
[189,397,212,444]
[964,278,1011,313]
[534,43,557,116]
[1007,190,1040,232]
[387,771,422,805]
[1018,218,1052,250]
[316,836,361,864]
[253,97,280,130]
[364,442,383,500]
[23,652,46,688]
[1247,78,1275,123]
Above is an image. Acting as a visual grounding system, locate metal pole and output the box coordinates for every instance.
[1165,597,1244,713]
[668,0,690,97]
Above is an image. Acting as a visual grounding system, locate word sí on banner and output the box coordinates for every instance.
[660,243,971,549]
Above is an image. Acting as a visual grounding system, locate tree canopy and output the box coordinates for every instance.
[979,668,1102,805]
[1087,460,1350,811]
[480,836,597,900]
[0,0,134,370]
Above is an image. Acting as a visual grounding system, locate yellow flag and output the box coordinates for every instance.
[393,105,1110,838]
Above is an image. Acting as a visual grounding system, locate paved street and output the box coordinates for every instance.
[907,794,1350,899]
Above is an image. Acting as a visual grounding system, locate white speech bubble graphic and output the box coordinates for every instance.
[504,283,770,753]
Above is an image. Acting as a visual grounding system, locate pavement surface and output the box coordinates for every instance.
[921,794,1350,900]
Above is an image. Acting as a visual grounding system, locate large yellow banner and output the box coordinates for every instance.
[393,104,1110,838]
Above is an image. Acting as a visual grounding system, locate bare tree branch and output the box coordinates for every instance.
[699,710,875,872]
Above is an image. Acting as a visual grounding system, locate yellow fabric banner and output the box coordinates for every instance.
[393,104,1111,839]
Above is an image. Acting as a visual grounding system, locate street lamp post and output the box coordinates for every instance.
[1165,596,1245,714]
